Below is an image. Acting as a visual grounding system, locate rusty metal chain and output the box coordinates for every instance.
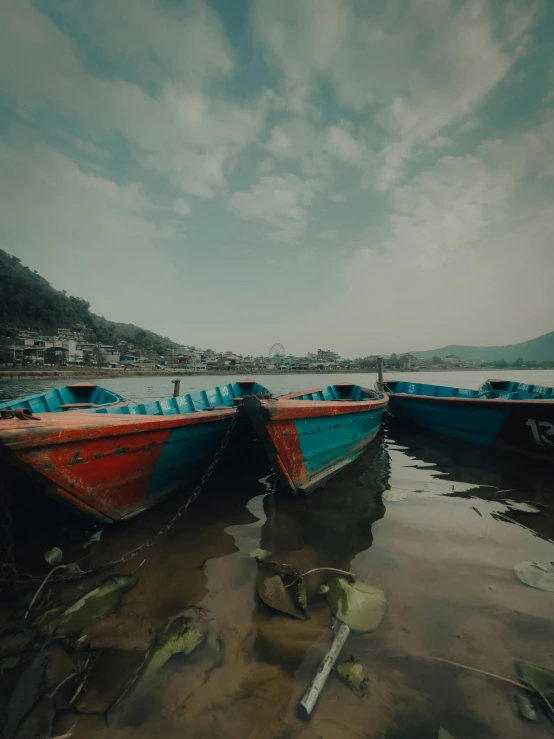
[9,406,243,586]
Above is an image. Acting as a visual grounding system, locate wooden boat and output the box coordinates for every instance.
[0,380,269,522]
[384,380,554,462]
[0,382,125,413]
[242,383,388,495]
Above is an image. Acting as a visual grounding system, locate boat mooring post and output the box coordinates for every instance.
[171,379,181,397]
[377,356,384,391]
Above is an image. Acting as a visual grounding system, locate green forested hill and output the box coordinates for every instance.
[0,249,179,354]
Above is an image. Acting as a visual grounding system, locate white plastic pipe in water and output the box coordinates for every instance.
[298,622,350,720]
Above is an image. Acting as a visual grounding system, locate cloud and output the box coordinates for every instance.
[321,111,554,352]
[252,0,536,189]
[261,117,367,181]
[173,198,192,216]
[227,174,319,242]
[43,0,234,87]
[0,129,182,324]
[374,0,536,188]
[460,118,480,132]
[427,136,451,149]
[0,0,271,199]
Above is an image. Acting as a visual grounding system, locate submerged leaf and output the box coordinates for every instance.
[336,657,368,697]
[112,614,207,712]
[256,570,305,619]
[34,575,137,635]
[0,655,21,672]
[505,500,540,514]
[515,660,554,697]
[322,578,386,633]
[383,490,408,502]
[0,630,35,657]
[250,549,273,562]
[438,729,457,739]
[514,562,554,592]
[511,693,538,721]
[44,547,63,566]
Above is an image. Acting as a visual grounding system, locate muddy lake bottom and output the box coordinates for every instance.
[1,372,554,739]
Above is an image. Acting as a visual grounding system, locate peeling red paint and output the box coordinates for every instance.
[0,408,235,521]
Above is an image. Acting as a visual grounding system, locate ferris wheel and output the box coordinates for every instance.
[269,343,286,358]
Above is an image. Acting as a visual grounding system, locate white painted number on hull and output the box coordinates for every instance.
[526,419,554,447]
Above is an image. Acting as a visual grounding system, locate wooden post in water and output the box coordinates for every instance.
[171,379,181,397]
[377,356,384,391]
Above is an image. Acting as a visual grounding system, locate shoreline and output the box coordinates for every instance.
[0,366,543,382]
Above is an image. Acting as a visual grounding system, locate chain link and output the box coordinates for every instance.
[4,405,243,586]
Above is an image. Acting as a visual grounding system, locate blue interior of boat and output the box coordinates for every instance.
[385,380,554,401]
[0,383,124,413]
[93,380,270,416]
[288,384,381,401]
[479,380,553,396]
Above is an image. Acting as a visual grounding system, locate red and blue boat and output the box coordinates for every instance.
[0,380,269,522]
[384,379,554,462]
[243,383,388,495]
[0,381,125,413]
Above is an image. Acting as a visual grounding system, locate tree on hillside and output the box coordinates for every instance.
[496,359,508,369]
[514,357,524,367]
[359,357,377,369]
[432,356,444,365]
[92,346,106,367]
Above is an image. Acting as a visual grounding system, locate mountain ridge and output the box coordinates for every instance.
[410,331,554,362]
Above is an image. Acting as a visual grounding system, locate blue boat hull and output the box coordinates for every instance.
[294,409,385,489]
[386,381,554,462]
[244,384,388,494]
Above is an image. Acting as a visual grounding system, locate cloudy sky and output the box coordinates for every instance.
[1,0,553,356]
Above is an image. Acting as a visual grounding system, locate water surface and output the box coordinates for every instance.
[1,371,553,738]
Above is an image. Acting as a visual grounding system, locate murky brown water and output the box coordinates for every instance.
[1,372,554,738]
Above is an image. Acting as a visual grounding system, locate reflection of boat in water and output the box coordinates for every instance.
[0,381,125,413]
[0,380,270,522]
[385,422,554,542]
[384,379,554,463]
[243,383,388,495]
[249,434,390,668]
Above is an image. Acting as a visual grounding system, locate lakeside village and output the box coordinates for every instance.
[1,328,551,372]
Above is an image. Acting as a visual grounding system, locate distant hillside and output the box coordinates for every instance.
[411,331,554,362]
[0,249,180,354]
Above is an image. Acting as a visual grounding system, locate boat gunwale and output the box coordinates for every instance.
[244,388,388,421]
[386,392,554,408]
[0,406,236,450]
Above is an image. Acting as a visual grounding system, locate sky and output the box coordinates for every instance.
[1,0,553,357]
